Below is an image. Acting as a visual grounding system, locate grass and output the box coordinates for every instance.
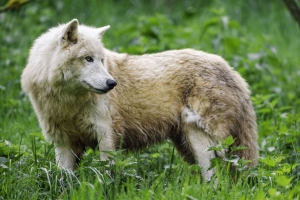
[1,0,300,199]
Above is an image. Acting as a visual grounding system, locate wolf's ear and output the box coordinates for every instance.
[61,19,79,44]
[97,25,110,38]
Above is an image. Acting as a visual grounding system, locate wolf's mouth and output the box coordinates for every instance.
[82,81,109,94]
[92,88,109,94]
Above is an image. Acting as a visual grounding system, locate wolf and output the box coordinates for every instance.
[21,19,258,181]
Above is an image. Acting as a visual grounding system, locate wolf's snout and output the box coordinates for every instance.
[106,79,117,90]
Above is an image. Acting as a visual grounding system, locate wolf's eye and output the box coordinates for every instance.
[85,56,94,62]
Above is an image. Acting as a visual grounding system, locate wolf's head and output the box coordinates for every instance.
[22,19,116,96]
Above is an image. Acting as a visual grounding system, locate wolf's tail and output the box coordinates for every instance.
[230,97,259,167]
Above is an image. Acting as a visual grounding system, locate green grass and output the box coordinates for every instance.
[1,0,300,199]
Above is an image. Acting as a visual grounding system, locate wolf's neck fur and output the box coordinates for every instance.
[33,84,100,121]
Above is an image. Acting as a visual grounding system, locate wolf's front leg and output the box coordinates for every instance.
[55,145,82,170]
[97,128,115,162]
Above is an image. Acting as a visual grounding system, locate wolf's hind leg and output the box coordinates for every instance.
[180,108,218,182]
[55,145,83,170]
[186,128,217,181]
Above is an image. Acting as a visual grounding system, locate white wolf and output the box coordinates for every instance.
[21,19,258,181]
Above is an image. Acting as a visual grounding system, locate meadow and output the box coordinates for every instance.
[1,0,300,199]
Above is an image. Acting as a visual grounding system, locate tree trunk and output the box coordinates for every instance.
[282,0,300,27]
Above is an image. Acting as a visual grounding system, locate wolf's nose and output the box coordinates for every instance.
[106,79,117,90]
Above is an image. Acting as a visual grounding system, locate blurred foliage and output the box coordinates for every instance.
[0,0,29,12]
